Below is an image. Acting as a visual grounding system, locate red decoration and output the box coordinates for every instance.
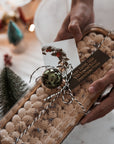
[46,47,52,52]
[56,52,61,58]
[42,46,69,66]
[4,54,12,66]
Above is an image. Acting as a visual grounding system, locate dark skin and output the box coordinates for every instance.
[55,0,94,42]
[81,67,114,124]
[55,0,114,125]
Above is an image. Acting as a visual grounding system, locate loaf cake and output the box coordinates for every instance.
[0,26,113,144]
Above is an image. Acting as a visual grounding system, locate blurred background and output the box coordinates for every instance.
[0,0,114,144]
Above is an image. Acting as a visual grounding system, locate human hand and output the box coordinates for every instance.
[81,67,114,125]
[55,0,94,42]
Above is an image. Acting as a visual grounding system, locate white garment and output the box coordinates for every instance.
[34,0,71,44]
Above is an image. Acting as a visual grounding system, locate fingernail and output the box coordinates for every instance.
[89,86,95,93]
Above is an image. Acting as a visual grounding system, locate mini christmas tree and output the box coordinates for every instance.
[0,67,28,119]
[8,20,23,46]
[7,20,25,53]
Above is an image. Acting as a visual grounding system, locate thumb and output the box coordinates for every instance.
[80,88,114,125]
[68,20,82,42]
[55,14,73,42]
[88,69,114,94]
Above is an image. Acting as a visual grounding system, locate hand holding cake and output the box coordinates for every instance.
[81,67,114,124]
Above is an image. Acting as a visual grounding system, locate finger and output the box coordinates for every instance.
[88,69,114,94]
[55,14,73,41]
[68,20,82,42]
[55,30,73,42]
[80,88,114,125]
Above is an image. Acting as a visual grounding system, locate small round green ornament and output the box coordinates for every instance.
[42,68,62,89]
